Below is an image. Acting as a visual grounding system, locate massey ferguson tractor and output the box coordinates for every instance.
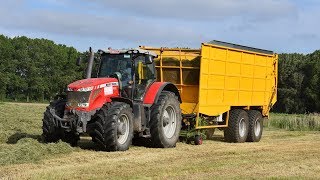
[42,48,182,151]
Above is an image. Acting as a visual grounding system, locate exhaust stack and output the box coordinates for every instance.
[86,47,94,79]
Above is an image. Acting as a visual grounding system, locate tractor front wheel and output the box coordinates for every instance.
[93,102,133,151]
[42,100,66,143]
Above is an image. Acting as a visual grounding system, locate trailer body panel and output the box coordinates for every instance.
[140,43,277,118]
[199,43,277,117]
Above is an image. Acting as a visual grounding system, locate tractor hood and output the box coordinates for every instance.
[67,78,118,92]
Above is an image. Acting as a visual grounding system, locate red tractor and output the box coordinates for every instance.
[42,48,182,151]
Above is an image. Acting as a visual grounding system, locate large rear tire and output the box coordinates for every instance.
[93,102,133,151]
[246,110,263,142]
[42,100,65,143]
[224,109,249,143]
[150,91,181,148]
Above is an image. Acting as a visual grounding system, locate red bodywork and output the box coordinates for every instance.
[66,77,169,112]
[66,78,120,112]
[143,82,167,105]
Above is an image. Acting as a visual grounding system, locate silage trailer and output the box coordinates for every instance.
[141,41,277,144]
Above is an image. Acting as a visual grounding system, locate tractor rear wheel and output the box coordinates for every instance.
[150,91,181,148]
[42,100,65,143]
[246,110,263,142]
[224,109,249,143]
[93,102,133,151]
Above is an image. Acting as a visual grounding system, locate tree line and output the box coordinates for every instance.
[0,35,320,113]
[273,51,320,113]
[0,35,84,102]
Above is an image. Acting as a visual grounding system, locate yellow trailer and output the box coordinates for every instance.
[141,41,277,144]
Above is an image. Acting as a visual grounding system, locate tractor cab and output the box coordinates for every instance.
[98,48,157,101]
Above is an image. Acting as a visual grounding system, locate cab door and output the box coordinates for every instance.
[133,56,156,101]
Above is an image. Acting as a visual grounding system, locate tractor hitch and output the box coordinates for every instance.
[49,107,95,133]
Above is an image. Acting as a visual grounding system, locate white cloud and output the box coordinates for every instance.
[81,0,298,22]
[0,6,205,47]
[0,0,319,53]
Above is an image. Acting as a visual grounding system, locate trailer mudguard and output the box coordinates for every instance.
[143,82,181,105]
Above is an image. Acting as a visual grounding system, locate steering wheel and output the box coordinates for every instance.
[119,69,130,80]
[110,72,123,90]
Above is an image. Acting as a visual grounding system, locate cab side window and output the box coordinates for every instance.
[134,57,155,100]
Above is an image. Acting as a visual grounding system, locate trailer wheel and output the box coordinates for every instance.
[150,91,182,148]
[194,135,203,145]
[42,100,65,143]
[246,110,263,142]
[224,109,249,143]
[93,102,133,151]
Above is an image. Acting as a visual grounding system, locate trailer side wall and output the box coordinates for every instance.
[139,46,201,114]
[140,44,277,117]
[199,43,277,116]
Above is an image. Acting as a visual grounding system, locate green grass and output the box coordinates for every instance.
[0,103,320,179]
[267,113,320,131]
[0,138,73,165]
[0,102,73,165]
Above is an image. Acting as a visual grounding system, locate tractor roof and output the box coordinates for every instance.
[98,48,158,58]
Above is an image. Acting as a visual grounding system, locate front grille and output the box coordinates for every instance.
[67,91,91,107]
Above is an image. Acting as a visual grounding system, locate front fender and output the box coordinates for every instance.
[111,97,133,107]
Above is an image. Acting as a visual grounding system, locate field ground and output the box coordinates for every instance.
[0,102,320,179]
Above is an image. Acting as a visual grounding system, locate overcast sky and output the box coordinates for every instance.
[0,0,319,53]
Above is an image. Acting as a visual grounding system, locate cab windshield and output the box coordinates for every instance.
[98,53,156,100]
[98,54,132,78]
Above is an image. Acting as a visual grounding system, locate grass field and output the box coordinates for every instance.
[0,102,320,179]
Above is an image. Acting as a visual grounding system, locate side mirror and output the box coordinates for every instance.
[76,57,82,66]
[144,55,153,64]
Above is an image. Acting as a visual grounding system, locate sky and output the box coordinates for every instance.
[0,0,319,53]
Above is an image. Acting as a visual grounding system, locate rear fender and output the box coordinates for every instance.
[143,82,181,105]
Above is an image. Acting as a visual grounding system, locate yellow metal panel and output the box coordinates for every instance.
[242,64,254,77]
[140,43,277,118]
[198,43,277,116]
[180,103,198,114]
[243,53,255,64]
[140,46,201,114]
[209,75,224,90]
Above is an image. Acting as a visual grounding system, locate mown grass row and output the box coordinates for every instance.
[0,102,319,166]
[0,103,74,166]
[0,139,73,165]
[267,113,320,131]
